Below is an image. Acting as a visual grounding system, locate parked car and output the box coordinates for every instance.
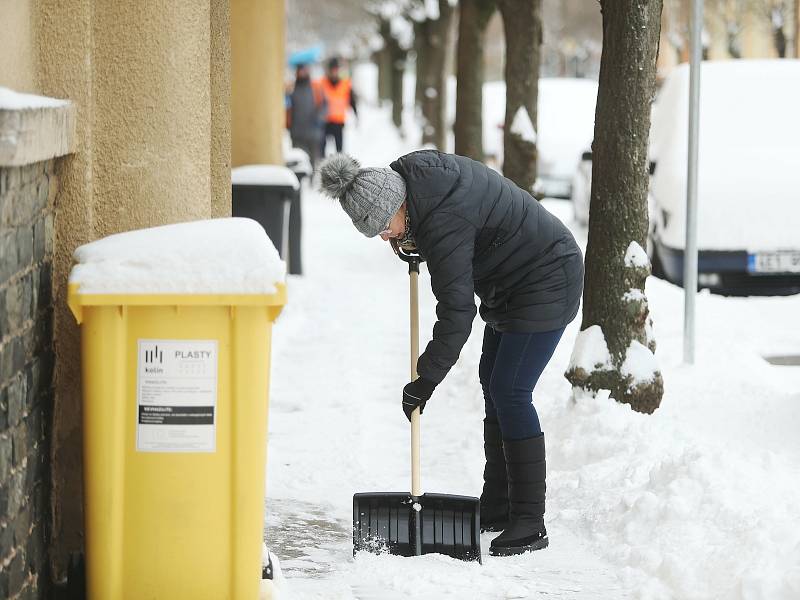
[570,148,656,228]
[649,59,800,295]
[483,78,598,198]
[571,60,800,295]
[570,147,593,225]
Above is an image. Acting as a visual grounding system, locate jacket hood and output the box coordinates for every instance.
[390,150,461,220]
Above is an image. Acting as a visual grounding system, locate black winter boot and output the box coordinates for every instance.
[489,434,548,556]
[480,419,509,532]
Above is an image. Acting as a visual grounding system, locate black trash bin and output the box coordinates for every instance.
[231,165,299,261]
[285,148,313,275]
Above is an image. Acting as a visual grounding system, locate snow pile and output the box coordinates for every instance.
[620,340,659,384]
[232,165,299,190]
[0,87,69,110]
[568,325,612,373]
[509,106,537,144]
[546,386,800,600]
[424,0,439,20]
[624,241,650,269]
[70,218,285,294]
[261,544,287,599]
[261,97,800,600]
[623,288,647,303]
[390,15,414,49]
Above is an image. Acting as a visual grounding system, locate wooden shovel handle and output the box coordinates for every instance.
[409,261,422,498]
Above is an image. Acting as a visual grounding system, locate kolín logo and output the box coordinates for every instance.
[144,345,163,364]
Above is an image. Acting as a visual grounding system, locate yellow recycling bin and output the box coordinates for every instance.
[67,219,286,600]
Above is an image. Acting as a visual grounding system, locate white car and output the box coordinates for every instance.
[570,148,657,229]
[483,78,598,198]
[649,59,800,295]
[570,147,593,225]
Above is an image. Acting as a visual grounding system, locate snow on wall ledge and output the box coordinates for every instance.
[0,87,69,110]
[0,87,75,166]
[69,218,286,295]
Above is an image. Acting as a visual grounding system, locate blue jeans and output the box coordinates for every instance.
[479,325,565,441]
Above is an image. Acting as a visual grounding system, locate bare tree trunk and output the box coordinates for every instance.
[414,19,429,110]
[419,0,455,149]
[379,18,407,130]
[497,0,542,193]
[774,23,788,57]
[390,42,407,131]
[726,25,742,58]
[565,0,665,414]
[455,0,495,160]
[375,45,392,105]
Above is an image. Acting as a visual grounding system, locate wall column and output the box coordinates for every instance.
[231,0,286,166]
[34,0,230,581]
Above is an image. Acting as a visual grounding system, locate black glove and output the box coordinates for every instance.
[402,377,436,422]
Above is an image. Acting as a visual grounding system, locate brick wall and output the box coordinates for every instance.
[0,160,56,599]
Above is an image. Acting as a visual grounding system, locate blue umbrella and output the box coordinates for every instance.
[288,46,323,67]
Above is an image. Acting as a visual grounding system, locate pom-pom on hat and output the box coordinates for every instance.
[319,154,406,238]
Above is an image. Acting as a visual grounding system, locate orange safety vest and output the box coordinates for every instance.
[316,77,352,125]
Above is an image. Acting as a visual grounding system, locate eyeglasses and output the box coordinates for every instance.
[378,219,393,237]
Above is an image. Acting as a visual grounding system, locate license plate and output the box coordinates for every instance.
[747,250,800,274]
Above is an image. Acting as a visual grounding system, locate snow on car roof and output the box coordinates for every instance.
[650,60,800,250]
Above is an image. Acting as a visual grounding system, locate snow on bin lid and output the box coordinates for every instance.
[285,148,313,176]
[69,218,286,295]
[231,164,300,189]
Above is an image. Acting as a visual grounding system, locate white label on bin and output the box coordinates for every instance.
[136,339,218,453]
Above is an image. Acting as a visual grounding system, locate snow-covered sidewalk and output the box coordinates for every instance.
[264,104,800,600]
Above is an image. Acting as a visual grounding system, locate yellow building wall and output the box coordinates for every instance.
[1,0,246,579]
[0,0,37,92]
[231,0,285,166]
[212,0,233,217]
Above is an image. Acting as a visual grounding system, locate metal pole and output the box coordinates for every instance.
[684,0,702,364]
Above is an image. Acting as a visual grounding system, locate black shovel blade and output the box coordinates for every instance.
[353,492,481,563]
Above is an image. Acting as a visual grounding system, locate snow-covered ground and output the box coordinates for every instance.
[264,101,800,600]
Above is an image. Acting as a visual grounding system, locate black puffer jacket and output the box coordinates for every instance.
[390,150,584,385]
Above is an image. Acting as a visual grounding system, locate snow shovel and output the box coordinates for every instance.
[353,248,482,563]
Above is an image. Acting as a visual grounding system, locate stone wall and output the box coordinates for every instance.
[0,159,56,599]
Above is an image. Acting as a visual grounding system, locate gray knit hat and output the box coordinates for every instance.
[318,154,406,237]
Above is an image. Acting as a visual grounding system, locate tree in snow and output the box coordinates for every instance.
[375,10,413,130]
[707,0,748,58]
[454,0,496,160]
[497,0,543,194]
[412,0,456,149]
[751,0,794,57]
[375,42,394,105]
[565,0,664,414]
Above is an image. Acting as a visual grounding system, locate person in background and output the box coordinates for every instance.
[287,63,325,170]
[316,57,357,158]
